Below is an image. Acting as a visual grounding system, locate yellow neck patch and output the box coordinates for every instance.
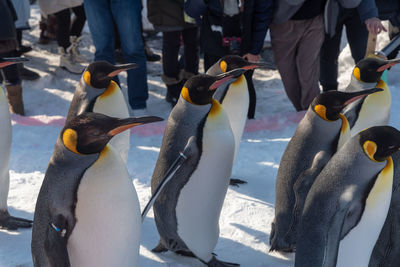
[376,79,387,90]
[181,86,194,104]
[62,129,82,155]
[363,140,378,162]
[353,67,361,81]
[219,60,227,73]
[314,104,329,121]
[233,74,245,85]
[83,71,91,86]
[339,114,349,134]
[98,80,118,99]
[209,99,222,117]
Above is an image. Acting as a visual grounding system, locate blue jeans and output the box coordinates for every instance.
[84,0,148,109]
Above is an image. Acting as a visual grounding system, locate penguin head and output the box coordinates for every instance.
[217,55,267,73]
[83,61,138,89]
[181,68,247,105]
[312,88,383,121]
[61,112,162,155]
[0,57,28,68]
[359,126,400,162]
[353,57,400,83]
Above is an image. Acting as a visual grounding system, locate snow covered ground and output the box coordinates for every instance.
[1,6,399,267]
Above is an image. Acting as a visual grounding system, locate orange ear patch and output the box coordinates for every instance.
[219,60,227,73]
[83,71,92,86]
[181,87,193,104]
[314,104,328,121]
[62,129,82,155]
[363,140,378,162]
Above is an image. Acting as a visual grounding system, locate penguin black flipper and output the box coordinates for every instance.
[342,96,365,129]
[229,178,247,186]
[45,219,70,267]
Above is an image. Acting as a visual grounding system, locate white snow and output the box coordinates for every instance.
[1,6,399,267]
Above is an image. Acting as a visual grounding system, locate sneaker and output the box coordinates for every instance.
[58,46,85,74]
[132,108,149,117]
[145,44,160,62]
[69,36,87,63]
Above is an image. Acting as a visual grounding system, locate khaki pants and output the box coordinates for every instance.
[270,15,324,111]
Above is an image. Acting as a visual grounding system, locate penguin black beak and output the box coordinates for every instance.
[377,58,400,72]
[211,68,247,90]
[343,87,383,106]
[108,116,163,136]
[0,57,28,68]
[107,63,139,77]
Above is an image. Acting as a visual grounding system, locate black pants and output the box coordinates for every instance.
[54,5,86,49]
[162,27,199,80]
[320,8,368,91]
[0,51,20,86]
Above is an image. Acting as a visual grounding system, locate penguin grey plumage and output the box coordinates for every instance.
[31,112,162,267]
[343,57,400,136]
[151,70,245,267]
[0,57,32,230]
[295,126,400,267]
[270,88,382,252]
[369,150,400,267]
[66,61,137,163]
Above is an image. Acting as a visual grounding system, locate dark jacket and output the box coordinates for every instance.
[376,0,400,26]
[0,0,17,53]
[147,0,195,32]
[186,0,273,56]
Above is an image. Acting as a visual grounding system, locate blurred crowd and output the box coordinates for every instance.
[0,0,399,116]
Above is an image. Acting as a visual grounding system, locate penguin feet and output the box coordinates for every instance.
[151,241,168,253]
[229,178,247,187]
[0,210,32,230]
[207,256,240,267]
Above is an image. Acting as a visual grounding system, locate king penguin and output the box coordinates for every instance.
[206,55,265,185]
[31,112,162,267]
[369,150,400,267]
[342,57,400,136]
[0,57,32,230]
[270,88,382,252]
[66,61,137,163]
[295,126,400,267]
[151,70,246,266]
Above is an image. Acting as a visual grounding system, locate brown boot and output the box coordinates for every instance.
[5,84,24,115]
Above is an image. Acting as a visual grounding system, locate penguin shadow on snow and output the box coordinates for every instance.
[230,223,294,265]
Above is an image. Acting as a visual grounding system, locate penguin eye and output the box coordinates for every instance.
[90,129,101,136]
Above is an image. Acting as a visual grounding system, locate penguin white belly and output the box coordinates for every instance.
[0,87,11,210]
[350,81,391,136]
[336,158,393,267]
[93,88,130,163]
[67,145,141,267]
[222,77,249,162]
[176,104,234,262]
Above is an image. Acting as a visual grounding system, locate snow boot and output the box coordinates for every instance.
[162,75,181,107]
[5,84,24,115]
[58,46,85,74]
[69,36,87,63]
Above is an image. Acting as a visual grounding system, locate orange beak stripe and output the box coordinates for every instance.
[108,123,141,136]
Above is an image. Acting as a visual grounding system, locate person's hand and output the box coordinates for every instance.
[365,17,387,35]
[243,53,260,62]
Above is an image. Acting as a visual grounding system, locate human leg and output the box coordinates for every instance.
[270,20,303,111]
[111,0,148,109]
[344,9,368,64]
[182,26,199,76]
[319,24,343,92]
[296,15,324,109]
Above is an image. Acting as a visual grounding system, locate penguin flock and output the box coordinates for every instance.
[1,54,400,267]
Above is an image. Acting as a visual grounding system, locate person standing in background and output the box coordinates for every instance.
[186,0,273,118]
[147,0,199,107]
[84,0,149,114]
[320,0,386,92]
[0,0,26,115]
[37,0,86,74]
[270,0,363,111]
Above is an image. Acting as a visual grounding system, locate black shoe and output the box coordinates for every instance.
[18,64,40,81]
[166,91,178,107]
[146,52,161,62]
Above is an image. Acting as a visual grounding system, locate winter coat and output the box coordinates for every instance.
[11,0,30,30]
[37,0,83,17]
[186,0,273,55]
[147,0,195,32]
[0,0,17,52]
[376,0,400,26]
